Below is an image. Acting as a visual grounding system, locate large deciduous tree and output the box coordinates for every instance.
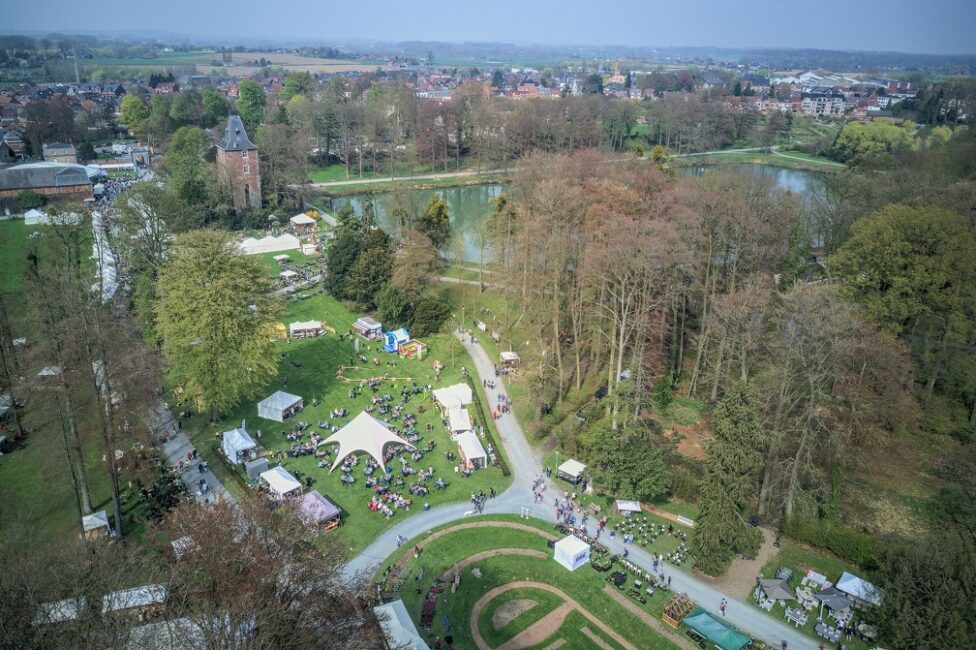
[236,79,267,133]
[155,230,281,418]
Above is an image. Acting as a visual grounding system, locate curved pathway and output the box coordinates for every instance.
[470,581,637,650]
[347,332,819,650]
[440,548,547,581]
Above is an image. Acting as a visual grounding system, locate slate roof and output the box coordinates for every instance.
[218,114,256,151]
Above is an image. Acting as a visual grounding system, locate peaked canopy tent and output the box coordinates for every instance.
[432,383,473,410]
[221,425,257,464]
[260,466,303,497]
[836,571,883,607]
[290,213,317,233]
[297,490,341,526]
[257,391,303,422]
[615,500,642,516]
[446,406,472,434]
[557,459,587,485]
[323,412,414,471]
[758,578,795,602]
[373,600,431,650]
[237,234,301,255]
[82,510,110,539]
[457,430,487,469]
[553,535,590,571]
[500,350,520,366]
[814,586,854,618]
[682,609,751,650]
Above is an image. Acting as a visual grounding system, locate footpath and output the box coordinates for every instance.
[347,331,819,650]
[151,403,234,505]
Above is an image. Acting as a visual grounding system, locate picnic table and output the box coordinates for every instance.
[786,607,808,627]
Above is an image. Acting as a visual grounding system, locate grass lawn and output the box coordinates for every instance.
[376,516,683,650]
[756,539,872,650]
[676,151,843,172]
[477,586,566,647]
[174,291,511,553]
[254,249,313,275]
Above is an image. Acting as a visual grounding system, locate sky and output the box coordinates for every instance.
[6,0,975,55]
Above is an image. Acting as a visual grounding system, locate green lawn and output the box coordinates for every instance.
[375,516,684,650]
[756,538,871,650]
[175,292,511,553]
[676,151,843,172]
[255,249,313,275]
[477,586,566,647]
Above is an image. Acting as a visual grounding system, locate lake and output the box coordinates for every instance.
[329,165,826,262]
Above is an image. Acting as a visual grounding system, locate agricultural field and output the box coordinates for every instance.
[86,50,384,75]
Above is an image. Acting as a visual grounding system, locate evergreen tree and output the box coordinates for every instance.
[418,196,452,249]
[691,382,765,575]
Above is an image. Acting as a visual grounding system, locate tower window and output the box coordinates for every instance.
[243,164,249,175]
[242,150,248,159]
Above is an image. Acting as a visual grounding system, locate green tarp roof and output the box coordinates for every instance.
[683,608,751,650]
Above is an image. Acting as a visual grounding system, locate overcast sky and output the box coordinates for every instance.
[6,0,974,55]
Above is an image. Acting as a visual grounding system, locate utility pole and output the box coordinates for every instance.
[72,47,81,84]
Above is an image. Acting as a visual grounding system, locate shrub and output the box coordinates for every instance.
[410,298,451,337]
[784,518,879,567]
[17,189,46,210]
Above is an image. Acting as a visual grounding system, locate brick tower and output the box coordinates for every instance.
[216,114,261,210]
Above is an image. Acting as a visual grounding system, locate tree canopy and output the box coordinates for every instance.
[236,79,267,133]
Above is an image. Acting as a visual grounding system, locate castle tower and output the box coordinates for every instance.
[216,114,261,210]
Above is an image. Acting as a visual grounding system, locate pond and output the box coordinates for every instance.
[329,165,827,262]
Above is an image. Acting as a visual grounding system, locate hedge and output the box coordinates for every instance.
[464,376,511,477]
[784,517,879,567]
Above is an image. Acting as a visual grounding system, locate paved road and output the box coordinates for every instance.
[346,332,818,649]
[152,403,234,505]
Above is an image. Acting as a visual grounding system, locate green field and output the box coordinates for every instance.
[87,50,217,67]
[675,150,844,172]
[375,515,685,650]
[175,291,511,553]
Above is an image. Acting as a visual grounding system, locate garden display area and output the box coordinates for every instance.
[179,291,510,551]
[375,515,692,650]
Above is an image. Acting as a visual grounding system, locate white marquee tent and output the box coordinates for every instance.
[373,600,430,650]
[290,213,316,227]
[432,383,473,410]
[238,234,301,255]
[323,412,413,471]
[557,459,587,484]
[257,391,303,422]
[446,406,472,434]
[615,499,642,516]
[82,510,110,538]
[456,430,487,469]
[221,425,257,464]
[554,535,590,571]
[836,571,883,607]
[102,584,167,614]
[260,466,303,497]
[288,320,323,338]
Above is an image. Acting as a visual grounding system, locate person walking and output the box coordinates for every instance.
[720,598,727,616]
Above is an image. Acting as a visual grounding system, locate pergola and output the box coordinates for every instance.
[323,412,413,471]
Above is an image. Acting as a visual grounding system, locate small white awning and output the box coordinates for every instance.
[82,509,110,533]
[260,466,303,496]
[446,407,472,433]
[290,213,316,225]
[558,459,586,479]
[500,350,520,363]
[280,270,298,279]
[457,430,486,462]
[273,254,290,262]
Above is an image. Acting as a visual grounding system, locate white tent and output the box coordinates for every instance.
[24,209,81,226]
[500,350,520,365]
[273,254,290,262]
[290,213,316,226]
[554,535,590,571]
[257,391,303,422]
[446,406,472,434]
[260,466,303,497]
[373,600,430,650]
[170,536,198,559]
[836,571,883,606]
[456,430,487,469]
[615,499,642,516]
[323,412,413,471]
[353,316,382,338]
[102,585,167,614]
[432,383,473,410]
[557,459,587,484]
[34,597,85,625]
[238,234,301,255]
[288,320,323,338]
[280,269,298,280]
[24,208,46,225]
[82,510,110,537]
[221,425,257,464]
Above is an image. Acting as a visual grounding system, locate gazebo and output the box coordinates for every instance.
[758,578,795,603]
[432,383,473,410]
[553,535,590,571]
[456,430,487,469]
[290,213,317,234]
[614,499,642,517]
[557,459,587,485]
[322,412,413,471]
[280,269,298,282]
[257,391,303,422]
[221,424,257,464]
[814,586,854,620]
[500,350,520,367]
[288,320,324,338]
[260,466,303,498]
[297,490,341,529]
